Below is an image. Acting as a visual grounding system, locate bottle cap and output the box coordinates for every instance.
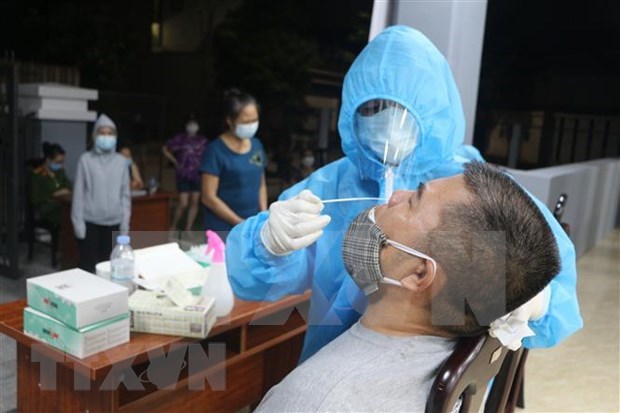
[205,230,225,263]
[117,235,130,245]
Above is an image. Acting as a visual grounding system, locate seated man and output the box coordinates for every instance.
[256,162,560,412]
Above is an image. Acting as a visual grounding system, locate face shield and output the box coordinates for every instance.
[353,99,420,199]
[354,99,420,167]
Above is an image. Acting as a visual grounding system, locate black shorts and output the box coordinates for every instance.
[176,179,201,193]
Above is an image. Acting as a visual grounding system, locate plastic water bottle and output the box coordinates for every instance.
[147,177,159,195]
[110,235,136,294]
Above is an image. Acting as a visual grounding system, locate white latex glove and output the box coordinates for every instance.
[260,190,331,256]
[489,285,551,350]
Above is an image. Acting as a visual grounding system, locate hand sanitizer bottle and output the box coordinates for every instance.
[201,231,234,317]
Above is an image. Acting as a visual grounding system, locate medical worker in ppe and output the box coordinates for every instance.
[226,25,582,363]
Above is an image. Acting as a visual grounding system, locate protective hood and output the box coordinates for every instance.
[339,25,465,183]
[92,113,117,138]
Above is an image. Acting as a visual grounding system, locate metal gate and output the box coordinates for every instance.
[0,60,19,278]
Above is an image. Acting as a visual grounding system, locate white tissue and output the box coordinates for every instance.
[134,242,202,279]
[489,312,535,351]
[489,286,552,350]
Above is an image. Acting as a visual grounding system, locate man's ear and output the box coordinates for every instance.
[400,259,436,292]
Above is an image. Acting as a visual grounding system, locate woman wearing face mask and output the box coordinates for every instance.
[163,114,208,232]
[30,142,72,232]
[200,88,267,233]
[72,114,131,273]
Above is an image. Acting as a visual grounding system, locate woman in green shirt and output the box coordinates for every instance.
[31,142,72,228]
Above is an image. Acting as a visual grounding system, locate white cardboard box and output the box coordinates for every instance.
[24,307,130,359]
[27,269,129,329]
[129,290,216,338]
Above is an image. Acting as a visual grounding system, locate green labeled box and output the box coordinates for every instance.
[24,307,130,359]
[27,268,129,329]
[129,290,216,338]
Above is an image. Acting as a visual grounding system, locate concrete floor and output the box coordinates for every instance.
[520,229,620,413]
[1,230,619,412]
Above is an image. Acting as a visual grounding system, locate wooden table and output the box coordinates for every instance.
[59,192,173,269]
[0,292,310,412]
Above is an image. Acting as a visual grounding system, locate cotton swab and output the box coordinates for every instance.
[321,197,386,204]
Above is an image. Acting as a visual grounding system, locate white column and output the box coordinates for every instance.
[369,0,393,41]
[19,83,98,180]
[370,0,488,145]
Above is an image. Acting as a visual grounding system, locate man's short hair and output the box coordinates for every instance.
[427,162,560,336]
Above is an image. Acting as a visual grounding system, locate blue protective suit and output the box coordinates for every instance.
[226,25,582,363]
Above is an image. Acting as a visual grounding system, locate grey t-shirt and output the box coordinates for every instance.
[256,321,456,413]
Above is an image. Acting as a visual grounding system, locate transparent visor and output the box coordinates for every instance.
[354,99,420,166]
